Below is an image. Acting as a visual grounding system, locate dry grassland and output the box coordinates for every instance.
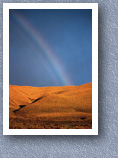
[9,83,92,129]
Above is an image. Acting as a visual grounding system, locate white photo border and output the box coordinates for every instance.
[3,3,98,135]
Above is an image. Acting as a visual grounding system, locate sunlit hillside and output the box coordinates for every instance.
[9,83,92,129]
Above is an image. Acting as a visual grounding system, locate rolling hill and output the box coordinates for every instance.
[9,83,92,129]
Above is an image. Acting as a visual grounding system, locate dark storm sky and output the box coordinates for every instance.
[9,9,92,87]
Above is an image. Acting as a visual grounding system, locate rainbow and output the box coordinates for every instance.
[11,11,72,86]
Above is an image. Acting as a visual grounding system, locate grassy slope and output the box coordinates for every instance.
[9,83,92,129]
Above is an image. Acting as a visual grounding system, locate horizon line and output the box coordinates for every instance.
[9,82,92,88]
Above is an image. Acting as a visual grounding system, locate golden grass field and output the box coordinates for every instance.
[9,82,92,129]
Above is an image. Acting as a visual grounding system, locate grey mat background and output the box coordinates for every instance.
[0,0,118,157]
